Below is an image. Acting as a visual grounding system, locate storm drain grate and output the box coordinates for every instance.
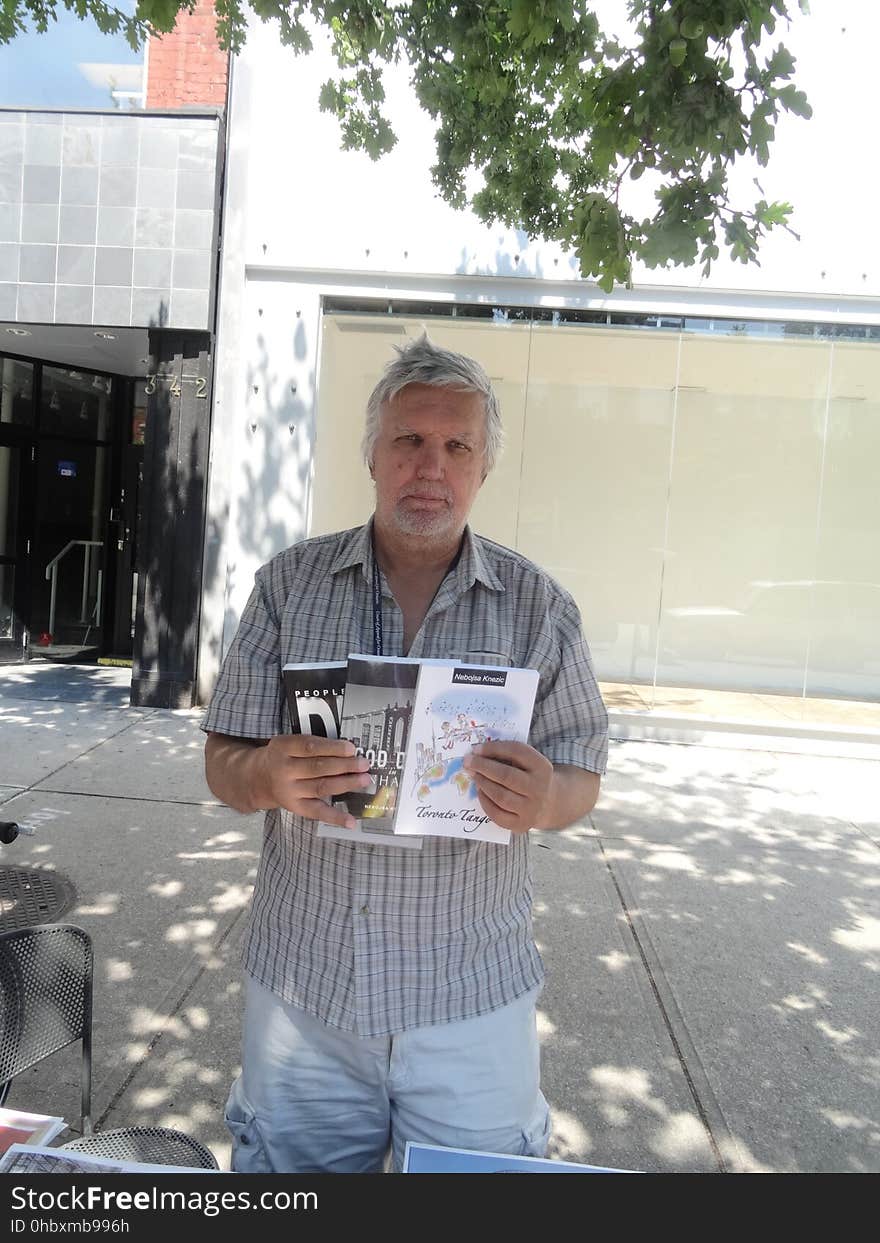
[0,867,77,931]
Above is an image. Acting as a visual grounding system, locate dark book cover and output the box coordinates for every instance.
[336,654,421,835]
[282,659,422,848]
[282,661,347,738]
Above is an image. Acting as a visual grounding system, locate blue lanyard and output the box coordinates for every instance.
[371,530,464,656]
[371,536,384,657]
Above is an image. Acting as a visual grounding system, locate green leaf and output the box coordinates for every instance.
[680,17,705,40]
[765,44,796,79]
[776,84,813,118]
[757,200,793,226]
[668,37,687,68]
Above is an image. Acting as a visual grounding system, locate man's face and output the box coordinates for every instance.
[370,383,488,547]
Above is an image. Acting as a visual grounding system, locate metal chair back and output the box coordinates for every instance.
[61,1126,219,1170]
[0,923,93,1135]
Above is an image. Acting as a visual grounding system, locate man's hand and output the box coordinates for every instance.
[205,732,371,829]
[462,741,553,835]
[253,736,374,828]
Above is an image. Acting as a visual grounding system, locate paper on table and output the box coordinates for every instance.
[0,1143,218,1175]
[402,1141,637,1173]
[0,1107,66,1155]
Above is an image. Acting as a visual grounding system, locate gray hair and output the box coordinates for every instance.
[362,333,504,473]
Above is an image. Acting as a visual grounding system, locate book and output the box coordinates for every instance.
[402,1141,636,1173]
[395,658,540,844]
[282,660,421,849]
[282,660,347,739]
[337,655,539,845]
[0,1107,66,1155]
[335,655,423,845]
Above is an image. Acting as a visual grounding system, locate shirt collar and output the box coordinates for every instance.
[329,520,375,583]
[329,518,504,593]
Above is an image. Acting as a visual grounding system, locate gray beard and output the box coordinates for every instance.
[390,502,458,541]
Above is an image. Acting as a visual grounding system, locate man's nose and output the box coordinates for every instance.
[415,442,444,478]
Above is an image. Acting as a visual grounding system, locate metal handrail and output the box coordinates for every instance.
[44,541,103,641]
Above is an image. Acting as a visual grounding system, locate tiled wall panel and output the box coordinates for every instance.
[0,110,221,331]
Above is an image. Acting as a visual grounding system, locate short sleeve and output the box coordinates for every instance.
[529,588,609,775]
[201,568,285,740]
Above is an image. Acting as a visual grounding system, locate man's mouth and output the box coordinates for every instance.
[400,493,450,507]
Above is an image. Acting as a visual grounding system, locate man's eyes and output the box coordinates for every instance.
[395,435,471,452]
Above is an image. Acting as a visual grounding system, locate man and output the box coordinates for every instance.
[203,334,608,1172]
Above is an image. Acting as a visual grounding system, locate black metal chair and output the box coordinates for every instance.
[0,923,218,1169]
[60,1126,218,1169]
[0,922,93,1134]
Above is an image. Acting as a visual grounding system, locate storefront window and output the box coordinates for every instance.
[41,367,113,441]
[0,357,35,426]
[0,565,14,639]
[0,444,18,558]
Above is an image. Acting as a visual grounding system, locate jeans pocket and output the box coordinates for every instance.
[519,1099,551,1158]
[224,1094,272,1173]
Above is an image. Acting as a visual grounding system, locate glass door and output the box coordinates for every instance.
[31,368,113,660]
[0,443,30,662]
[0,358,35,664]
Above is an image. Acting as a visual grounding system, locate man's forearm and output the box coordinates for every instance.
[205,733,273,814]
[533,764,601,831]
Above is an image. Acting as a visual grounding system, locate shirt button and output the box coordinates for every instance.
[359,904,370,915]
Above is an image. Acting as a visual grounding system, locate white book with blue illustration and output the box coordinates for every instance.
[394,658,540,844]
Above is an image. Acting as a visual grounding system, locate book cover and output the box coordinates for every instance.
[402,1141,636,1173]
[282,661,347,739]
[336,654,421,839]
[282,660,421,849]
[395,659,540,844]
[0,1107,66,1156]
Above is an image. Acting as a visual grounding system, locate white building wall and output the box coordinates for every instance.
[198,1,879,700]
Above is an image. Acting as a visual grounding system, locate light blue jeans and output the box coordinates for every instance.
[225,974,550,1173]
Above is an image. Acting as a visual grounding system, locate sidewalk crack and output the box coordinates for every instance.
[596,833,728,1173]
[94,903,247,1131]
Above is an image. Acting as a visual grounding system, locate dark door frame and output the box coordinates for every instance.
[0,428,35,664]
[1,349,133,665]
[0,353,37,665]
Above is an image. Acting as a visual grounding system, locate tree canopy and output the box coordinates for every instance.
[3,1,813,289]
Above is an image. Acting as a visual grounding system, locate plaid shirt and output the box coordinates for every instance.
[202,521,608,1037]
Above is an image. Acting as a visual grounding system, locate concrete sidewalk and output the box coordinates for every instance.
[1,662,878,1173]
